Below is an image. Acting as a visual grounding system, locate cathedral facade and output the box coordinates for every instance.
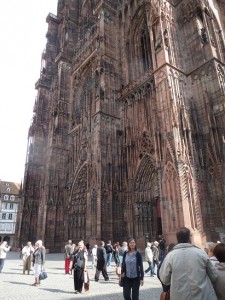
[18,0,225,251]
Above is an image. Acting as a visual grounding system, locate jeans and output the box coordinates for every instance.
[0,259,5,272]
[153,259,159,274]
[159,249,165,262]
[106,253,112,266]
[123,276,140,300]
[144,261,154,275]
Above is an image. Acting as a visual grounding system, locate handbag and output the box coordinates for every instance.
[119,275,125,287]
[84,271,90,292]
[73,252,84,270]
[160,291,170,300]
[116,266,121,275]
[84,271,88,283]
[39,271,48,280]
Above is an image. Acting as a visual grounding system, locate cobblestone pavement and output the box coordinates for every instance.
[1,252,162,300]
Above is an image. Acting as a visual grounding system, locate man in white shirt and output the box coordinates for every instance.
[144,242,154,276]
[91,244,98,269]
[22,241,34,275]
[0,241,11,272]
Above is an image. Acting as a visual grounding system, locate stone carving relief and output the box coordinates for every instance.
[139,131,155,159]
[200,28,208,44]
[91,188,97,212]
[217,63,225,94]
[178,0,201,26]
[163,29,169,49]
[154,31,162,51]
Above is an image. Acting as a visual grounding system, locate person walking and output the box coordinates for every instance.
[32,240,45,286]
[119,241,128,264]
[121,238,144,300]
[159,227,218,300]
[64,240,73,274]
[157,243,175,299]
[91,244,97,269]
[113,243,120,267]
[144,242,154,276]
[21,241,34,275]
[213,242,225,300]
[158,236,166,262]
[105,240,114,267]
[0,241,11,273]
[95,241,109,281]
[151,241,159,275]
[71,241,87,294]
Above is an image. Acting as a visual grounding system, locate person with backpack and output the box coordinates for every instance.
[64,240,73,274]
[105,240,114,267]
[121,238,144,300]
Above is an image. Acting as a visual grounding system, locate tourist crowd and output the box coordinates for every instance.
[0,228,225,300]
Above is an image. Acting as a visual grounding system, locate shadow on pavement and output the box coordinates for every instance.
[39,288,73,295]
[63,287,162,300]
[4,281,32,286]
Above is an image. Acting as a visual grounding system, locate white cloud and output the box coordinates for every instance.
[0,0,57,183]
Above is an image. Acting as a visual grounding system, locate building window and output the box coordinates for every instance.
[8,214,13,220]
[4,195,9,200]
[141,28,151,71]
[5,203,7,209]
[10,195,15,201]
[6,188,10,192]
[10,204,14,209]
[2,213,6,220]
[6,223,12,231]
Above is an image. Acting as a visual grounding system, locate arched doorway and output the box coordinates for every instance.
[69,164,87,241]
[133,154,161,242]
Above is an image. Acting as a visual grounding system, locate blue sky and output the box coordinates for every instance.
[0,0,57,183]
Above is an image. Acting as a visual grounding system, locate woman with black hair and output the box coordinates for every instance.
[121,238,144,300]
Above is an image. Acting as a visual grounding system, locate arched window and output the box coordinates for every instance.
[128,11,152,81]
[141,20,151,71]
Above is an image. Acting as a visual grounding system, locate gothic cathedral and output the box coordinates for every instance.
[18,0,225,251]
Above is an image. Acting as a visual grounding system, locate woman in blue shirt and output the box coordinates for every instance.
[121,238,144,300]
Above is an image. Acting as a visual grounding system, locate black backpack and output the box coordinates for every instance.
[105,244,113,254]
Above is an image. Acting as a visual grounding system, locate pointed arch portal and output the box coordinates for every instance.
[133,155,161,241]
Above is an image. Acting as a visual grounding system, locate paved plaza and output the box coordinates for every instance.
[1,252,162,300]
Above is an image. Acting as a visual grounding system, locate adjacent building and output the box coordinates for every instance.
[18,0,225,252]
[0,180,21,246]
